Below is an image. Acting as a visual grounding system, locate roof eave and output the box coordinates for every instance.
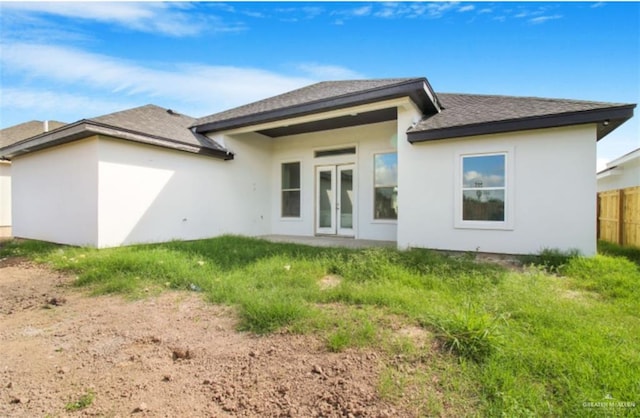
[194,78,439,134]
[407,105,636,143]
[0,121,234,161]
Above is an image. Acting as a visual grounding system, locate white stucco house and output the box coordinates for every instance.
[0,120,66,237]
[597,147,640,192]
[0,77,635,255]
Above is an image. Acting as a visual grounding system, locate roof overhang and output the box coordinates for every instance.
[407,104,636,143]
[195,78,440,135]
[597,166,623,179]
[0,121,233,161]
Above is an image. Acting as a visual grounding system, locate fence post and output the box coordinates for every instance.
[618,189,624,245]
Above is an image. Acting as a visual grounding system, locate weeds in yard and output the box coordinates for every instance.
[520,247,580,274]
[6,235,640,417]
[598,240,640,265]
[423,303,506,362]
[65,390,94,411]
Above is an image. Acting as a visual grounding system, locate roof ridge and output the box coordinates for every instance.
[437,92,629,106]
[192,77,428,129]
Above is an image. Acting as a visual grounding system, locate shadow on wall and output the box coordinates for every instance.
[97,136,272,248]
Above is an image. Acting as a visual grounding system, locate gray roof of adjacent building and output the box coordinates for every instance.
[0,120,67,148]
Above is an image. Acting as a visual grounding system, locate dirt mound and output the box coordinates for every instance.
[0,261,407,417]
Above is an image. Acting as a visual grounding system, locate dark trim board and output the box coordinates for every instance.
[407,105,636,143]
[194,79,437,134]
[257,108,397,137]
[0,121,234,161]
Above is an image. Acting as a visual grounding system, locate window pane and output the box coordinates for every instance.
[282,191,300,217]
[463,190,504,221]
[315,147,356,158]
[282,162,300,189]
[340,169,353,229]
[375,187,397,220]
[463,155,505,188]
[319,170,333,228]
[374,153,398,187]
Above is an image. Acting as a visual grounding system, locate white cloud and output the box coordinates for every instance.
[0,42,364,124]
[529,14,563,24]
[351,6,373,17]
[1,88,137,122]
[373,2,459,19]
[458,5,475,13]
[1,2,244,37]
[374,155,398,186]
[464,171,505,188]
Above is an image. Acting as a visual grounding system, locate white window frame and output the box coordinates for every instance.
[454,148,514,230]
[281,161,302,219]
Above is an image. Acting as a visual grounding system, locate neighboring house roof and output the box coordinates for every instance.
[597,147,640,177]
[193,77,634,142]
[408,93,635,142]
[0,120,67,148]
[0,105,232,161]
[193,78,441,134]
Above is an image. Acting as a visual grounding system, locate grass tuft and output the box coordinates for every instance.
[520,247,580,274]
[237,295,311,334]
[65,390,94,411]
[425,304,505,362]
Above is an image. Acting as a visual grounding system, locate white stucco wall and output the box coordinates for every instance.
[0,162,11,235]
[268,120,399,241]
[97,135,272,248]
[12,138,99,246]
[398,125,598,255]
[597,156,640,192]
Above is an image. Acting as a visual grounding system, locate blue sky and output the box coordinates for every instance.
[1,2,638,168]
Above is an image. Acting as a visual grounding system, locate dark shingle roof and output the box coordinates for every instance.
[193,78,430,131]
[408,93,635,142]
[88,104,227,152]
[0,120,66,148]
[412,93,629,130]
[1,105,231,160]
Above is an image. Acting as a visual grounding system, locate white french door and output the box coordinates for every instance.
[315,164,355,236]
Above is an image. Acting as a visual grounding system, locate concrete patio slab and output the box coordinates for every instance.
[258,235,396,249]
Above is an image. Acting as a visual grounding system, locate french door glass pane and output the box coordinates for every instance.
[340,169,353,229]
[319,170,332,228]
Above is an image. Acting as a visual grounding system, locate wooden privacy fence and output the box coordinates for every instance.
[598,186,640,247]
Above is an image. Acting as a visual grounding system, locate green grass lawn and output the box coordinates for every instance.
[2,237,639,417]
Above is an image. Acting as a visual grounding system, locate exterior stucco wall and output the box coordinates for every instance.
[96,135,272,248]
[12,138,99,246]
[398,125,598,255]
[597,157,640,192]
[269,120,398,241]
[0,162,11,237]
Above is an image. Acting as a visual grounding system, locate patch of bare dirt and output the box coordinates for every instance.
[0,260,410,417]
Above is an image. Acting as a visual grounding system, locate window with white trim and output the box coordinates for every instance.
[281,162,300,218]
[374,152,398,220]
[461,153,506,222]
